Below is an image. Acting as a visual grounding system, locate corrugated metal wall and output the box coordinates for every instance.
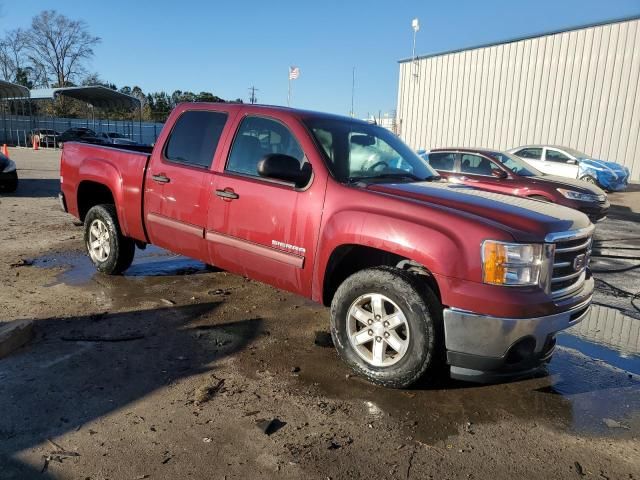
[397,17,640,181]
[568,305,640,356]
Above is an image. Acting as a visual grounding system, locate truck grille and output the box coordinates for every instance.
[550,234,593,299]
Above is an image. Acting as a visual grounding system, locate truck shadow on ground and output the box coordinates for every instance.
[6,178,61,198]
[0,303,262,479]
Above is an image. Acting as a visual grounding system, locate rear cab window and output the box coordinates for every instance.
[164,110,228,168]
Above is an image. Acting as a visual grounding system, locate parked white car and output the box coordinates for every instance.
[507,145,630,191]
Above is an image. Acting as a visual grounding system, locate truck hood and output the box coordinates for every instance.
[367,181,591,242]
[531,174,606,196]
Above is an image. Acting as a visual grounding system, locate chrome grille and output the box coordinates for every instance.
[550,233,593,299]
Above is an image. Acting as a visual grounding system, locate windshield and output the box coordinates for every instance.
[303,118,438,183]
[489,151,542,177]
[561,147,590,159]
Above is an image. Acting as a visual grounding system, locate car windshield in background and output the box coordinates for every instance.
[491,151,542,177]
[562,147,590,159]
[303,118,438,183]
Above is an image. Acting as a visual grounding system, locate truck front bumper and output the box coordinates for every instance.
[443,296,592,383]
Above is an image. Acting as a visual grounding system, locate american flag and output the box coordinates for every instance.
[289,66,300,80]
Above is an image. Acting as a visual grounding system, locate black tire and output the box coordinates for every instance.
[84,204,135,275]
[0,177,18,193]
[330,267,442,388]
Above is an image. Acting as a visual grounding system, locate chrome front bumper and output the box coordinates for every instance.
[443,297,592,382]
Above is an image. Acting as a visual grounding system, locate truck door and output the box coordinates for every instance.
[143,109,229,262]
[205,114,325,296]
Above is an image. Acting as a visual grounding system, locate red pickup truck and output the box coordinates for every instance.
[60,103,594,387]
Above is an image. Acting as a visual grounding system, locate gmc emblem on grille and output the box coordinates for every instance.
[573,254,587,271]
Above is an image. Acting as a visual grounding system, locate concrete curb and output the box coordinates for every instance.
[0,320,34,359]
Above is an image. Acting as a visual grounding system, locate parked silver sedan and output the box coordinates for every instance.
[507,145,630,192]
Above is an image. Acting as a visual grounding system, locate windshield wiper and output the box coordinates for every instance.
[349,172,439,183]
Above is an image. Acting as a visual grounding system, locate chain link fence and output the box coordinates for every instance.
[1,114,164,147]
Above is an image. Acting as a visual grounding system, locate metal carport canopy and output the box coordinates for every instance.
[0,80,30,99]
[29,85,140,110]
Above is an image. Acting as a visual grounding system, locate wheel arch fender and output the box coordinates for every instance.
[77,159,130,235]
[312,210,474,304]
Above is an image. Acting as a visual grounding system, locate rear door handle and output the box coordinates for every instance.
[215,188,239,200]
[152,173,170,184]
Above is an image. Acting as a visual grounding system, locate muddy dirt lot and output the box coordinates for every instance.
[1,148,639,480]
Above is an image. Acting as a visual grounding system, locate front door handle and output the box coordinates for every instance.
[152,173,171,184]
[215,188,239,200]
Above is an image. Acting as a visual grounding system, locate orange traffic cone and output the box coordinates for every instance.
[32,135,39,151]
[2,144,8,157]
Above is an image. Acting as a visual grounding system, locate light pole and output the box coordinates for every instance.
[350,67,355,117]
[411,18,420,79]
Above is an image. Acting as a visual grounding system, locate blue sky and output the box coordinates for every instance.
[2,0,639,117]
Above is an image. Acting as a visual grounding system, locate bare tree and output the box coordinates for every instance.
[24,10,100,87]
[0,29,27,81]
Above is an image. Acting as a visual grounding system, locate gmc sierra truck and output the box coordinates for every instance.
[59,103,594,387]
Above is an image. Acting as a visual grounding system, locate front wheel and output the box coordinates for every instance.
[84,204,135,275]
[580,175,598,186]
[330,267,442,388]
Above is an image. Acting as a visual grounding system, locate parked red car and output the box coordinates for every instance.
[421,148,609,222]
[60,104,594,387]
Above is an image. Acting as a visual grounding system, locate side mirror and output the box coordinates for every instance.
[491,169,508,179]
[257,154,312,188]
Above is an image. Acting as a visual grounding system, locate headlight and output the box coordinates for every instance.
[557,188,603,202]
[482,241,552,287]
[2,159,16,173]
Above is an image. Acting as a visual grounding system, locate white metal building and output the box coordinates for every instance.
[397,16,640,181]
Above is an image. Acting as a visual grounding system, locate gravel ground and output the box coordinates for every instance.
[0,148,638,480]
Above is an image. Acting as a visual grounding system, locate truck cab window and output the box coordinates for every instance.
[164,111,228,168]
[226,116,305,176]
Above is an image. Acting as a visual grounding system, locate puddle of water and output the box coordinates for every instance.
[282,304,640,444]
[558,304,640,375]
[33,246,207,286]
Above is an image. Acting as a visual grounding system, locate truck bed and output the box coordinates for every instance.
[60,141,151,242]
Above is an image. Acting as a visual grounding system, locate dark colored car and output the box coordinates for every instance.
[0,152,18,192]
[96,132,140,146]
[57,127,98,147]
[421,148,609,222]
[28,129,60,147]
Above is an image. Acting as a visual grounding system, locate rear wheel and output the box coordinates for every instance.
[330,267,442,388]
[84,204,135,275]
[580,175,598,186]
